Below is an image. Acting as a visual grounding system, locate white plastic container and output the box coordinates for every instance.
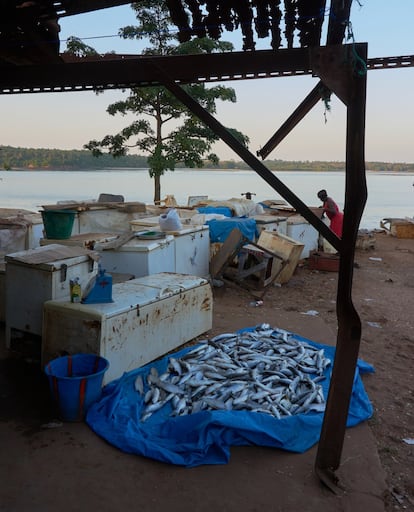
[42,273,213,384]
[96,235,175,278]
[5,244,98,347]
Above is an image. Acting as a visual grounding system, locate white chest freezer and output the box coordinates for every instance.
[130,220,210,277]
[171,226,210,277]
[286,215,319,259]
[39,232,119,249]
[252,215,287,236]
[96,235,175,278]
[5,244,98,347]
[67,204,147,235]
[42,273,213,384]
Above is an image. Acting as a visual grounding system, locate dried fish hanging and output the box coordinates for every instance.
[166,0,192,42]
[202,0,220,40]
[268,0,282,50]
[283,0,297,48]
[231,0,255,50]
[297,0,326,47]
[253,0,271,39]
[185,0,206,38]
[218,0,236,32]
[164,0,331,51]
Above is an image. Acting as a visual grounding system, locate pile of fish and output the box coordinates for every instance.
[136,324,331,422]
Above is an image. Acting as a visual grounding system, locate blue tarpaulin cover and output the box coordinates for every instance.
[86,328,374,468]
[197,206,233,217]
[206,218,258,243]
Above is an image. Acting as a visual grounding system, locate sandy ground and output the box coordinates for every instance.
[0,231,412,511]
[212,231,414,511]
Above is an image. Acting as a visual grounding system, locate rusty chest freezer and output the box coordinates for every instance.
[42,272,213,384]
[4,244,98,347]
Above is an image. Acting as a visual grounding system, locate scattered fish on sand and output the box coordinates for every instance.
[137,324,331,422]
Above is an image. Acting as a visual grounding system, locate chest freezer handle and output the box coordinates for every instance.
[60,263,67,282]
[158,285,185,298]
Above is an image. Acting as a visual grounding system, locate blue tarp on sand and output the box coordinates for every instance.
[86,329,374,468]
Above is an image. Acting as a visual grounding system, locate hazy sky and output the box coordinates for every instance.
[1,1,413,163]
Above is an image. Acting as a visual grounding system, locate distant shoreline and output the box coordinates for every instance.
[3,167,414,175]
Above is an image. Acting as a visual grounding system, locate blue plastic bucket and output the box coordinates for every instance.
[44,354,109,422]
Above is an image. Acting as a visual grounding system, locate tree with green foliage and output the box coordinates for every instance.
[80,0,248,204]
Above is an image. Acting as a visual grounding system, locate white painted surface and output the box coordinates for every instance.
[172,227,210,277]
[252,215,288,236]
[5,247,97,345]
[97,235,175,278]
[42,273,213,384]
[286,216,319,259]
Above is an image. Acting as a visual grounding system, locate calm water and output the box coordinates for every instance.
[1,168,413,230]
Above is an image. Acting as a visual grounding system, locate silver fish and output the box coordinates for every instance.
[139,325,330,422]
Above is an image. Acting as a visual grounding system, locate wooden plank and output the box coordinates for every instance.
[94,232,136,250]
[257,230,304,284]
[209,228,244,278]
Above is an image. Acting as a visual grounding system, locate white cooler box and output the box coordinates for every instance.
[5,244,98,347]
[42,273,213,384]
[96,235,175,278]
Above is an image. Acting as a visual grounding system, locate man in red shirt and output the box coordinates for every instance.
[317,189,344,237]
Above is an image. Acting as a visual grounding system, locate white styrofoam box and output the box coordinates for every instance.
[42,273,213,384]
[286,215,319,259]
[96,235,175,278]
[5,244,98,346]
[173,226,210,277]
[252,215,288,236]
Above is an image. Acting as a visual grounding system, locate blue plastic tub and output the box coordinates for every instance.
[44,354,109,422]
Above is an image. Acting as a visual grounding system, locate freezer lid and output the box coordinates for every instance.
[111,234,174,252]
[44,273,209,318]
[162,225,209,236]
[252,215,288,224]
[5,243,98,270]
[129,272,208,296]
[44,282,162,318]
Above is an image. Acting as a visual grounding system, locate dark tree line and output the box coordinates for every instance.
[0,146,148,170]
[1,146,413,173]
